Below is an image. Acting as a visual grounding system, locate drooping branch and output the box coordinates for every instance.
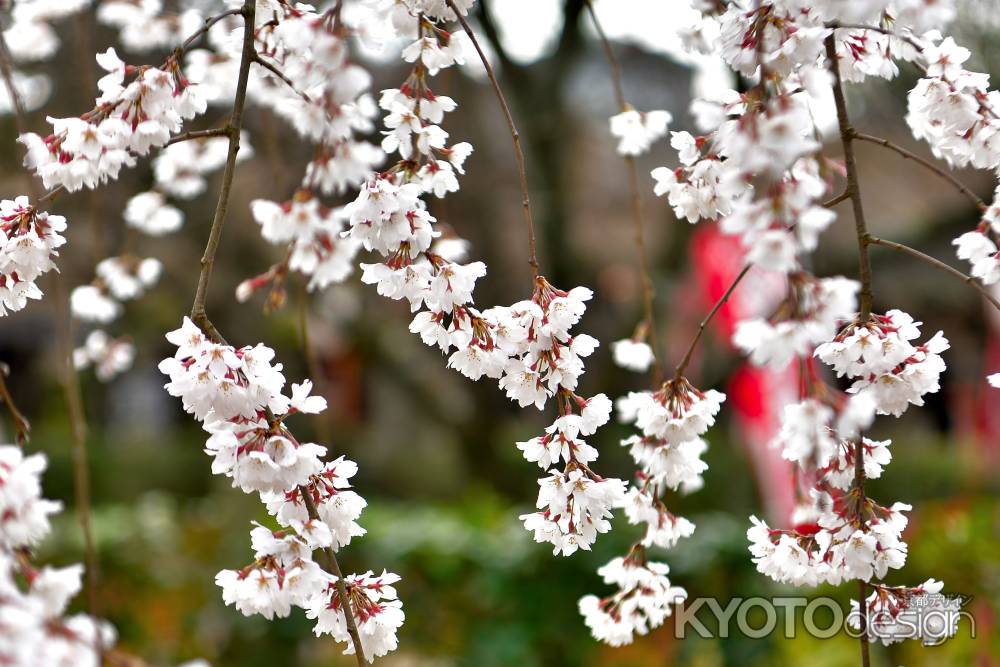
[176,8,243,56]
[584,0,663,382]
[0,365,30,444]
[188,1,257,340]
[826,34,873,667]
[55,295,101,630]
[184,3,368,663]
[673,264,751,379]
[826,39,874,321]
[252,54,312,102]
[852,131,987,211]
[444,0,540,279]
[299,485,369,665]
[866,235,1000,311]
[822,190,850,208]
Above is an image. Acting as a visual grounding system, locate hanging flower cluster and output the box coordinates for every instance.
[905,36,1000,294]
[580,29,714,644]
[220,3,381,305]
[20,46,206,192]
[816,309,949,417]
[56,7,253,382]
[578,377,722,644]
[159,317,403,661]
[579,548,687,647]
[850,578,965,646]
[0,196,65,316]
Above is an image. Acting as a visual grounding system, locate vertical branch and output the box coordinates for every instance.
[185,4,368,664]
[188,1,257,336]
[0,365,30,444]
[55,288,101,626]
[444,0,540,279]
[0,27,102,628]
[825,34,872,667]
[826,36,873,321]
[584,0,662,382]
[299,485,369,666]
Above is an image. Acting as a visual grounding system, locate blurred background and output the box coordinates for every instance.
[1,1,999,665]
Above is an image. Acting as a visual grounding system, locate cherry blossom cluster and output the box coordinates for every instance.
[609,108,671,157]
[204,3,382,305]
[159,318,403,661]
[71,255,162,323]
[578,548,687,647]
[654,101,833,274]
[904,36,1000,290]
[611,336,655,373]
[850,579,965,646]
[239,194,359,303]
[0,196,65,316]
[741,304,955,643]
[815,309,949,417]
[0,443,115,665]
[734,275,859,369]
[20,46,206,192]
[747,493,911,586]
[578,378,722,644]
[72,329,135,382]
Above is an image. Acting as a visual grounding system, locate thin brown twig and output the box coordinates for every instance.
[166,127,231,146]
[189,1,257,339]
[851,131,987,211]
[299,485,369,665]
[826,38,874,321]
[826,35,872,667]
[866,235,1000,311]
[0,366,30,444]
[185,3,368,663]
[52,276,102,640]
[252,54,312,102]
[822,190,850,208]
[37,184,64,205]
[444,0,539,279]
[177,8,243,55]
[673,264,752,379]
[583,0,662,382]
